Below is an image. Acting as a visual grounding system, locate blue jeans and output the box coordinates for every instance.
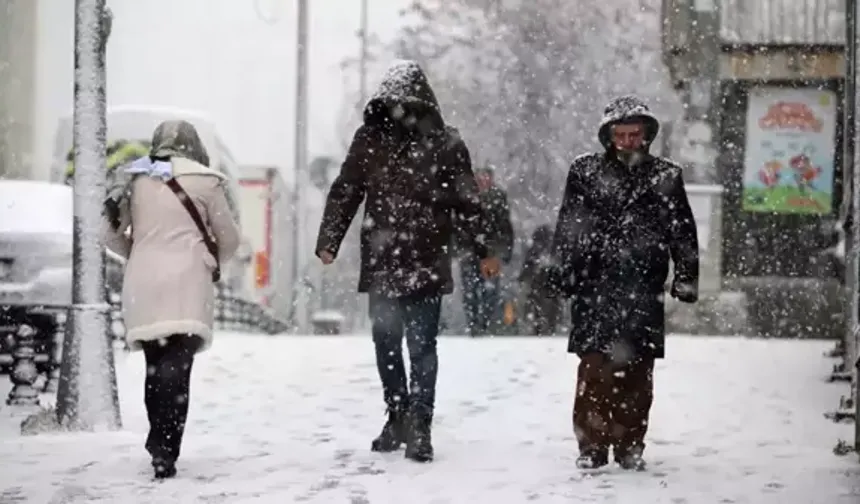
[459,255,500,336]
[369,292,442,418]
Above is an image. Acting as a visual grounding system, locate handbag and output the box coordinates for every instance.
[164,178,221,282]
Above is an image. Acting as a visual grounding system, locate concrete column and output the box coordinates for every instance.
[0,0,38,179]
[677,0,721,183]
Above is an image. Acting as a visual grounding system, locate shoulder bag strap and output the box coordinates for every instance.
[164,177,221,282]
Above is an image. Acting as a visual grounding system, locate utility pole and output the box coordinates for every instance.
[290,0,310,333]
[359,0,369,106]
[846,0,860,455]
[310,156,336,314]
[357,0,370,331]
[56,0,121,430]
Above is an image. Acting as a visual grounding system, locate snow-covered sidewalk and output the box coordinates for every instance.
[0,334,858,503]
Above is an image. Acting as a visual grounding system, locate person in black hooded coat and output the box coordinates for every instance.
[315,60,501,463]
[551,95,699,471]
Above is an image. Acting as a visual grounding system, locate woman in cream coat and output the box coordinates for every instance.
[103,120,240,479]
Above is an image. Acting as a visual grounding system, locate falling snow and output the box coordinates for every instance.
[1,0,859,502]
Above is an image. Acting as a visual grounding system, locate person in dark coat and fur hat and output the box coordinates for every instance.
[315,60,501,463]
[551,95,699,471]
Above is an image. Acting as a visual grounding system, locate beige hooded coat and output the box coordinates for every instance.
[103,122,240,353]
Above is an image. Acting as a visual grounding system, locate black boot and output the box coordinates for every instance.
[152,457,177,479]
[404,412,434,462]
[370,407,408,452]
[616,452,647,471]
[576,450,609,470]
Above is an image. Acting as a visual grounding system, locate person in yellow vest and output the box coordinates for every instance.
[65,139,151,185]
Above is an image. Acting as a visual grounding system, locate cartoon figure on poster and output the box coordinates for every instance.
[742,88,836,214]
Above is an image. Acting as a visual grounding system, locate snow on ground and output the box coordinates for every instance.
[0,334,858,503]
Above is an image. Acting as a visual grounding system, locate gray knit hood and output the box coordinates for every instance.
[597,95,660,151]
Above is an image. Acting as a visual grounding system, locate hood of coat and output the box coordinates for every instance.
[597,95,660,152]
[170,157,227,179]
[150,119,211,167]
[363,60,445,135]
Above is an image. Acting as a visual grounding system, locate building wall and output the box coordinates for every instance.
[663,0,846,84]
[0,0,38,179]
[720,0,845,45]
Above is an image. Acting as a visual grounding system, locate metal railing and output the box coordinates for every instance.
[213,283,290,334]
[1,282,288,407]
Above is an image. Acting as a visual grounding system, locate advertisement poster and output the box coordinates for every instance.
[742,87,837,214]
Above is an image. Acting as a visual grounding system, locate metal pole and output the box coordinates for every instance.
[846,0,857,380]
[290,0,310,333]
[848,0,860,454]
[359,0,369,106]
[309,156,336,318]
[55,0,121,430]
[357,0,370,330]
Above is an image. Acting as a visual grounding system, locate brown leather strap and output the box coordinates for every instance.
[165,178,221,282]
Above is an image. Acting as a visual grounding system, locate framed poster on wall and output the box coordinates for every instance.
[742,86,837,214]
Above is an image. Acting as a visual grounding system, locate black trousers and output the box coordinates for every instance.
[369,292,442,418]
[141,334,202,462]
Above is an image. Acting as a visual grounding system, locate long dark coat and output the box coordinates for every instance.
[519,225,562,335]
[552,96,699,359]
[315,61,489,298]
